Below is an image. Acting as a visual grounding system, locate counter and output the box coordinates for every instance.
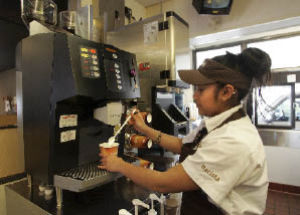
[5,177,160,215]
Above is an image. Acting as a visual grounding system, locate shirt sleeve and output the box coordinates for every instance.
[181,136,250,204]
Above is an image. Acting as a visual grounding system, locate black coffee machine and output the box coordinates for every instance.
[16,33,140,196]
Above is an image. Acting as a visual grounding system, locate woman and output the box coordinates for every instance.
[99,48,271,215]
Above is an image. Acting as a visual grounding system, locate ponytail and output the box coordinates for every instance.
[238,48,271,87]
[213,48,272,100]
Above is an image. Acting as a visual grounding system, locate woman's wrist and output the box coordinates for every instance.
[139,126,163,146]
[139,124,151,136]
[118,159,131,175]
[154,131,162,145]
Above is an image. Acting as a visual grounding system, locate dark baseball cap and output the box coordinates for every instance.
[178,59,251,89]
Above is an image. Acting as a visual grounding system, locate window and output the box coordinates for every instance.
[192,35,300,131]
[248,36,300,129]
[254,85,295,129]
[195,45,241,68]
[248,36,300,69]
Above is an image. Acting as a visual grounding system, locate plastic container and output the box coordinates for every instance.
[21,0,57,26]
[59,10,76,34]
[164,193,182,215]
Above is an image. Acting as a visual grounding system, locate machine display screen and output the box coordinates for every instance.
[80,46,101,79]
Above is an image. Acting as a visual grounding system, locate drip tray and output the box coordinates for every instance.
[54,162,121,192]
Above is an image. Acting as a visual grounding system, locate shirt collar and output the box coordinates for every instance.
[204,104,243,133]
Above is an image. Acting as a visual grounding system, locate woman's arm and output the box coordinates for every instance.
[130,111,183,154]
[99,155,198,193]
[142,126,183,154]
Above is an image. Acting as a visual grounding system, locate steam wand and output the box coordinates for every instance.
[119,209,133,215]
[108,109,137,145]
[149,193,164,215]
[132,199,150,215]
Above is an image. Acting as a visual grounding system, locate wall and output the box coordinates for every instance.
[125,0,147,23]
[175,53,194,108]
[146,0,300,39]
[0,69,21,179]
[0,128,24,178]
[265,146,300,186]
[0,185,6,215]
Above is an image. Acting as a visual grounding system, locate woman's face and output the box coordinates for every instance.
[193,84,224,117]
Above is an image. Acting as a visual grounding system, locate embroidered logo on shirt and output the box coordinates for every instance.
[201,164,220,181]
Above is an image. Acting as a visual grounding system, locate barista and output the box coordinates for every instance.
[99,48,271,215]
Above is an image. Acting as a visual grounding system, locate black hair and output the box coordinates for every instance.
[212,48,272,100]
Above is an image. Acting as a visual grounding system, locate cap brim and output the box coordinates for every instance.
[178,69,215,85]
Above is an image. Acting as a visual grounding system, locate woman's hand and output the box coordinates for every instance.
[98,154,124,172]
[128,110,148,133]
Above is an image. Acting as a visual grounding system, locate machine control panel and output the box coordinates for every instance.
[105,59,125,92]
[103,46,126,92]
[80,46,101,79]
[70,35,140,99]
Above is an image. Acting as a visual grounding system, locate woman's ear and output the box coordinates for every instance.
[220,84,236,101]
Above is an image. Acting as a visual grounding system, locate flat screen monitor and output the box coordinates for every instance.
[192,0,233,15]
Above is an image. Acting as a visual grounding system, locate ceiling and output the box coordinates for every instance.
[134,0,166,7]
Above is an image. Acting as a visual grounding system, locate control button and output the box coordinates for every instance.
[92,55,97,59]
[112,53,118,59]
[115,69,120,74]
[93,61,98,65]
[117,80,122,84]
[116,74,121,79]
[81,48,88,52]
[114,63,119,68]
[94,72,100,77]
[130,69,136,77]
[91,66,99,70]
[89,49,96,54]
[117,85,122,90]
[81,53,89,58]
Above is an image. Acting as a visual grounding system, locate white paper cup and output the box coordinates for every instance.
[99,142,119,156]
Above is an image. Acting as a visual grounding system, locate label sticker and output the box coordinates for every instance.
[287,74,296,83]
[60,130,76,143]
[144,21,158,44]
[59,114,78,128]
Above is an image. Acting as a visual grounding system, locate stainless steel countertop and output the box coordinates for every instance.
[5,177,159,215]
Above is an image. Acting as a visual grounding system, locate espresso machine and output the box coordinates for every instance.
[16,32,140,206]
